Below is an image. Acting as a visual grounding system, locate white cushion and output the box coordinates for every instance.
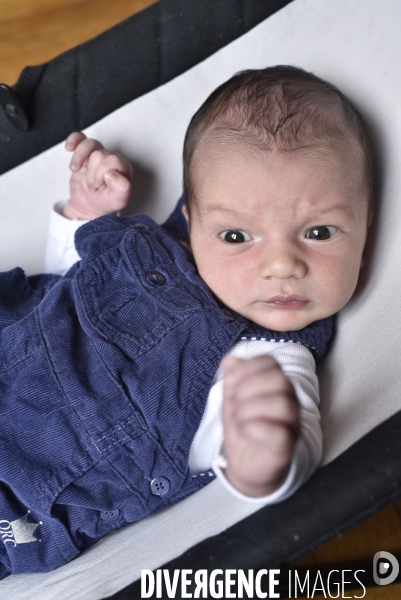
[0,0,399,597]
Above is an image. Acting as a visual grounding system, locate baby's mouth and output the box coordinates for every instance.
[263,295,309,309]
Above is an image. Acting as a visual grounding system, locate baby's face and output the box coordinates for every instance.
[183,144,369,332]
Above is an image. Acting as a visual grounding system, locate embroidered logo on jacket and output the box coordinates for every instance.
[0,511,42,547]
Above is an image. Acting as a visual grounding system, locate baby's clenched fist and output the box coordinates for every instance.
[221,354,300,498]
[63,132,133,220]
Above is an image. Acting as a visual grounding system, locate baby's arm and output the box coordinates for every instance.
[197,341,322,503]
[220,354,300,498]
[46,133,133,274]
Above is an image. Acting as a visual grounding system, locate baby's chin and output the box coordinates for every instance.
[241,307,326,332]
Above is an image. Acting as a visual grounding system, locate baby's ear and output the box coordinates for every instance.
[180,203,192,252]
[181,203,189,223]
[181,203,192,237]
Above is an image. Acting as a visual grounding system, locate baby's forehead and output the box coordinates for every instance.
[192,140,367,219]
[193,133,363,181]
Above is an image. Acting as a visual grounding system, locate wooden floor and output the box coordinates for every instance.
[1,1,401,597]
[0,0,158,85]
[288,500,401,599]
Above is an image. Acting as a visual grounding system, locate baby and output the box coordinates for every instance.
[0,66,372,578]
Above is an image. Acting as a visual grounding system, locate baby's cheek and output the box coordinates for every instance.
[324,266,358,311]
[205,265,247,310]
[195,258,226,296]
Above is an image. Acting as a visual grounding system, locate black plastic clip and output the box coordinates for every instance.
[0,84,29,131]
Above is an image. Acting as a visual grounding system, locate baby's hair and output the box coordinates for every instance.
[183,65,373,218]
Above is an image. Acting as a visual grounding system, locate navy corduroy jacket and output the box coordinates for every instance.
[0,210,331,577]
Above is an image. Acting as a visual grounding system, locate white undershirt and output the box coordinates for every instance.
[45,202,322,504]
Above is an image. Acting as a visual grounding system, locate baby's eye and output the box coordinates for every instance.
[219,230,252,244]
[305,226,338,240]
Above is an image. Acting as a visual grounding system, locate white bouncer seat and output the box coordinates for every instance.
[0,0,400,597]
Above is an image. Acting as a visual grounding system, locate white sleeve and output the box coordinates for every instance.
[45,201,89,275]
[189,340,321,505]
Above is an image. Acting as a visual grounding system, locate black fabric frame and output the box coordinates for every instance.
[0,0,292,174]
[1,0,400,597]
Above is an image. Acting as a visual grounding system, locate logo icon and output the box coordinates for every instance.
[373,551,399,585]
[0,511,42,548]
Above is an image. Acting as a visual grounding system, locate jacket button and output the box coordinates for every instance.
[134,223,149,231]
[99,509,120,523]
[146,271,166,286]
[0,84,29,131]
[150,477,170,496]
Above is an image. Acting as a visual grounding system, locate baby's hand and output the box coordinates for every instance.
[63,132,133,220]
[221,355,300,498]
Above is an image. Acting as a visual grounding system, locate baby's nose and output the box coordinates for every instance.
[258,243,306,279]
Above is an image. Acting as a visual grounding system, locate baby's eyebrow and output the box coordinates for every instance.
[199,204,244,218]
[309,203,355,217]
